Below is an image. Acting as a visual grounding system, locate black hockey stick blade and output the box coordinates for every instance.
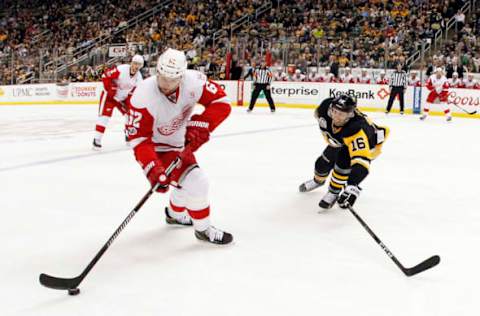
[451,103,477,115]
[38,153,186,293]
[403,255,440,277]
[39,273,83,290]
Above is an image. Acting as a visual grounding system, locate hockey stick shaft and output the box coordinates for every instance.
[346,205,439,276]
[40,150,186,290]
[346,205,407,272]
[451,103,477,115]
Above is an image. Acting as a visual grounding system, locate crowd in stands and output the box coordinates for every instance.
[425,8,480,75]
[0,0,478,85]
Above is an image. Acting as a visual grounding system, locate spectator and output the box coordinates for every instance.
[446,60,466,78]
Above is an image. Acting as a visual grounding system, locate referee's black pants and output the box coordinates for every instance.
[248,83,276,111]
[386,86,405,113]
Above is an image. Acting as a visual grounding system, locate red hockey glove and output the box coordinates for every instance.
[186,115,210,152]
[145,160,171,193]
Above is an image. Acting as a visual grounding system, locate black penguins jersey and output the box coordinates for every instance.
[314,97,388,177]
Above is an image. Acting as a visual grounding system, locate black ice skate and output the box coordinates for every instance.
[195,226,233,245]
[165,207,192,226]
[299,179,323,193]
[92,139,102,150]
[319,191,339,210]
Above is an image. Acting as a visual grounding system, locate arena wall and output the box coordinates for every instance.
[0,81,478,118]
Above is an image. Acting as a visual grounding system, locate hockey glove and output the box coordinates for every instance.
[145,160,170,193]
[186,115,210,152]
[338,185,361,208]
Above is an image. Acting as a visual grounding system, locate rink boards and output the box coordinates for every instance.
[0,81,479,118]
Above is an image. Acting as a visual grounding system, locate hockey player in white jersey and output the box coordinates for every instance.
[421,68,451,121]
[93,55,144,149]
[408,71,422,87]
[320,66,336,82]
[290,69,306,82]
[448,72,464,88]
[356,68,371,84]
[340,67,355,83]
[307,68,323,82]
[462,73,480,89]
[126,48,233,244]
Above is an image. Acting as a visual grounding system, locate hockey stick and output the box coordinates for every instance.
[451,103,477,115]
[346,205,440,277]
[39,152,184,294]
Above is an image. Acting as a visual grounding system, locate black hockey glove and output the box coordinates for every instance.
[338,185,361,208]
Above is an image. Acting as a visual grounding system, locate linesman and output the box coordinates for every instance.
[247,61,276,113]
[385,63,408,114]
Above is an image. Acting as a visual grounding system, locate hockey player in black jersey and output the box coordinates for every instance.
[299,94,389,209]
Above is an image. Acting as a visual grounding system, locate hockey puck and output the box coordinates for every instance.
[68,288,80,296]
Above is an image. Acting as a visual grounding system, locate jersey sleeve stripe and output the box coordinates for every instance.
[129,136,148,149]
[210,96,231,104]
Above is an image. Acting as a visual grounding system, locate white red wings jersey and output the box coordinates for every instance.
[341,74,355,83]
[448,78,464,88]
[273,72,288,81]
[290,74,306,82]
[426,75,449,93]
[462,78,479,89]
[319,74,336,82]
[356,75,371,84]
[408,77,422,87]
[102,64,143,102]
[376,77,389,85]
[127,70,231,168]
[307,73,322,82]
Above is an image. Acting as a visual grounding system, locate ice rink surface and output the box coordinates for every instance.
[1,105,479,316]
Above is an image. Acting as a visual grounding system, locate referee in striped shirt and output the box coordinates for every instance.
[386,63,408,114]
[247,61,276,113]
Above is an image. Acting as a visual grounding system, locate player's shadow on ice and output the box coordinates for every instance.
[115,226,227,262]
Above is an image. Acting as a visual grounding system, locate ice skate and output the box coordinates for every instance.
[318,191,339,210]
[165,207,192,226]
[195,226,233,245]
[299,179,323,193]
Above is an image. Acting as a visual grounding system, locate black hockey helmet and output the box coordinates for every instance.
[331,94,356,113]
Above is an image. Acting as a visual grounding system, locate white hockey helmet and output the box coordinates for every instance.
[452,71,459,77]
[131,54,144,67]
[156,48,187,79]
